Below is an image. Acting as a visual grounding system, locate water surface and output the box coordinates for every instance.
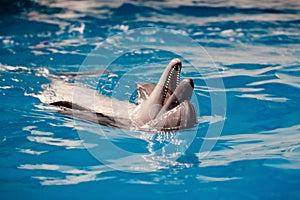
[1,0,300,199]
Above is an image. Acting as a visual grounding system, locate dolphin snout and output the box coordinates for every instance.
[168,58,182,71]
[183,78,194,89]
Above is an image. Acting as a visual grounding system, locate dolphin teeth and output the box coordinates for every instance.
[176,71,180,87]
[162,63,181,105]
[162,67,174,104]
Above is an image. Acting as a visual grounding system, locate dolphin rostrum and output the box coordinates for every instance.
[41,58,197,131]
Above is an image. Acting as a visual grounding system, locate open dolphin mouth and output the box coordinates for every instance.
[132,58,196,129]
[143,76,196,131]
[164,78,194,111]
[159,59,194,111]
[161,58,181,106]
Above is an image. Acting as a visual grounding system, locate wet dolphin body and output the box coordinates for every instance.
[48,58,197,131]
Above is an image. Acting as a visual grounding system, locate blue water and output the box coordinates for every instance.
[1,0,300,199]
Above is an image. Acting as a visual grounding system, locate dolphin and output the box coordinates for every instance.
[43,58,197,131]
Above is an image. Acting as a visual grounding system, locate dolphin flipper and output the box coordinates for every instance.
[136,82,174,104]
[136,83,156,103]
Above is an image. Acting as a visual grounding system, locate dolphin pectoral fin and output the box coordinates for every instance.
[136,82,156,102]
[136,82,174,105]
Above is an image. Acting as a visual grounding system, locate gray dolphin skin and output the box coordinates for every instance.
[48,58,197,131]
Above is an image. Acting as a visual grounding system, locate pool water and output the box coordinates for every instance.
[1,0,300,199]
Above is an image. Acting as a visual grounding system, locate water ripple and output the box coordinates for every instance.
[1,0,300,197]
[198,124,300,169]
[18,164,113,185]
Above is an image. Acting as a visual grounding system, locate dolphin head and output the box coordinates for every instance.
[132,58,197,130]
[148,78,197,130]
